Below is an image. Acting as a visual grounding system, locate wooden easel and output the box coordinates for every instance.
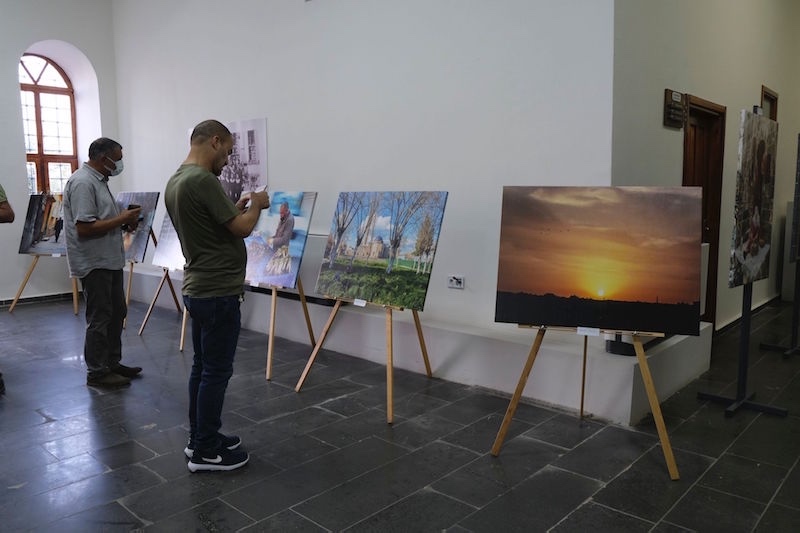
[264,279,316,380]
[122,228,159,329]
[294,300,433,424]
[9,255,80,315]
[490,326,680,481]
[137,267,182,336]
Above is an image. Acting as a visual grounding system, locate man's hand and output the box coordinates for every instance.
[121,206,142,232]
[236,191,270,211]
[249,190,270,211]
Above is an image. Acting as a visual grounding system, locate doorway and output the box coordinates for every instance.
[683,95,726,327]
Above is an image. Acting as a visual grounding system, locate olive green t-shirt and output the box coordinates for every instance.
[164,164,245,297]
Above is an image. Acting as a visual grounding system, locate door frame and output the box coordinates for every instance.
[683,94,726,327]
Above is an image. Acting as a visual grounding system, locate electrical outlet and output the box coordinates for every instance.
[447,275,465,289]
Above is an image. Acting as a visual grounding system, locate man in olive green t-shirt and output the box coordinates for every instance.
[165,119,269,473]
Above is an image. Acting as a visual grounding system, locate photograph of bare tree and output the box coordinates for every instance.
[495,186,702,336]
[729,110,778,286]
[115,191,159,263]
[245,191,317,289]
[315,191,448,310]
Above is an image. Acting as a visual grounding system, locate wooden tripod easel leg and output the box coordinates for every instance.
[412,309,432,377]
[491,327,547,456]
[138,268,170,335]
[9,256,40,313]
[295,300,342,392]
[297,279,316,346]
[164,271,181,312]
[266,287,278,380]
[180,306,189,352]
[386,307,394,424]
[632,335,680,480]
[71,278,80,315]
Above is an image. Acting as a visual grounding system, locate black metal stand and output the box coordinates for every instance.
[697,283,788,417]
[759,259,800,357]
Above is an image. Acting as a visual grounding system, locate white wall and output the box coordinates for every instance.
[111,0,615,334]
[612,0,800,329]
[0,0,119,301]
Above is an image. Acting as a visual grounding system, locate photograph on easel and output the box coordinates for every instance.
[245,191,317,289]
[790,134,800,263]
[219,118,268,204]
[729,109,778,286]
[151,213,185,271]
[495,186,702,336]
[115,191,160,263]
[315,191,448,310]
[18,193,66,255]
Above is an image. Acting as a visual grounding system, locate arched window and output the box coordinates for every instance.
[19,54,78,194]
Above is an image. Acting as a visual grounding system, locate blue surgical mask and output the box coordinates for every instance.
[105,156,124,176]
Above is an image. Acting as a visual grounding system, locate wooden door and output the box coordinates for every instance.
[683,95,726,327]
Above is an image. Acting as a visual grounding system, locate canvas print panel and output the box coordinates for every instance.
[219,118,268,204]
[495,186,702,336]
[115,192,160,263]
[18,193,67,255]
[729,110,778,286]
[151,213,185,271]
[245,191,317,289]
[315,191,448,310]
[790,134,800,263]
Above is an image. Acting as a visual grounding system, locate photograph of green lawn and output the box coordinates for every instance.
[315,191,448,310]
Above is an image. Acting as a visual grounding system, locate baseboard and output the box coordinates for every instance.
[0,292,78,309]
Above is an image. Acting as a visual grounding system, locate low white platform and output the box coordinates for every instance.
[127,267,713,426]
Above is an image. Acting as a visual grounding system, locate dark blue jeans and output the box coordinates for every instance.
[184,294,241,454]
[81,269,126,379]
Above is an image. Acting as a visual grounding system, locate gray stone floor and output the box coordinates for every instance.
[0,298,799,531]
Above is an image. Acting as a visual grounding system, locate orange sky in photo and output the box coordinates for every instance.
[497,187,702,304]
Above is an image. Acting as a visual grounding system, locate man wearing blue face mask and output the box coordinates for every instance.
[63,137,143,388]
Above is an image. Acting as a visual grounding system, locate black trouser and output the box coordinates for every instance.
[81,269,126,379]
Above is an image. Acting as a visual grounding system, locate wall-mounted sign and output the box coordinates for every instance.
[663,89,685,129]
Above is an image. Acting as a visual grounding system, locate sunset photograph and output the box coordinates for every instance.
[495,186,702,335]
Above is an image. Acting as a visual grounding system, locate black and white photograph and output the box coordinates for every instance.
[219,118,268,204]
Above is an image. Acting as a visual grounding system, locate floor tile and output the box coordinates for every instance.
[457,465,602,531]
[33,501,144,532]
[728,414,800,468]
[241,509,327,532]
[143,498,254,532]
[773,460,800,509]
[432,435,562,507]
[592,447,714,522]
[222,437,409,520]
[554,425,656,481]
[755,503,800,532]
[524,412,605,449]
[551,501,653,532]
[698,452,787,503]
[665,485,764,532]
[344,487,475,532]
[293,441,479,530]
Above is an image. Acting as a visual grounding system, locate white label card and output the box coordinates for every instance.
[353,298,367,307]
[576,326,601,337]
